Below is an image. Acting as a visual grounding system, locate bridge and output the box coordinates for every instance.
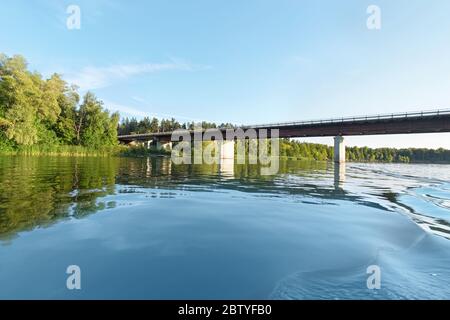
[118,109,450,163]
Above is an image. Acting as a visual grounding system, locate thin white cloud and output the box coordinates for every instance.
[104,99,234,124]
[103,100,149,118]
[65,59,208,91]
[131,96,146,103]
[104,100,194,121]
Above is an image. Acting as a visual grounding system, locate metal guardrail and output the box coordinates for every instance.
[118,109,450,138]
[241,108,450,129]
[118,132,173,139]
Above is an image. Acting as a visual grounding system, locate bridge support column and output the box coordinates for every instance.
[161,141,172,151]
[334,136,345,163]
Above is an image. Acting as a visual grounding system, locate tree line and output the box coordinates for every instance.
[279,139,450,163]
[0,54,119,151]
[118,117,235,135]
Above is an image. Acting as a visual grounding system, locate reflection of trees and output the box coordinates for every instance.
[0,156,119,240]
[115,158,355,202]
[0,156,363,242]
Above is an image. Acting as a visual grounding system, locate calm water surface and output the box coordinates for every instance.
[0,156,449,299]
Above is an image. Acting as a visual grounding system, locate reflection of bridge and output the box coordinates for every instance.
[118,109,450,163]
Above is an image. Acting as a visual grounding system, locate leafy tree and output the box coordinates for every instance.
[78,92,119,148]
[0,54,40,145]
[55,84,79,144]
[0,53,120,150]
[150,117,159,132]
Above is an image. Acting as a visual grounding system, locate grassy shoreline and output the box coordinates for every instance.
[0,145,171,157]
[1,146,450,164]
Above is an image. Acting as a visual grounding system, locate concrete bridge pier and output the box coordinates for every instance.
[161,141,172,151]
[334,136,345,163]
[153,139,161,150]
[151,138,172,151]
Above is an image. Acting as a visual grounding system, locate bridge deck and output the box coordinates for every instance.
[118,109,450,141]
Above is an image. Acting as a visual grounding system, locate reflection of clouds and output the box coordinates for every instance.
[63,203,194,254]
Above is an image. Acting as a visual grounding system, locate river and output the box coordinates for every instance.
[0,156,449,299]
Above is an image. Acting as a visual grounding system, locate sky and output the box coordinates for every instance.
[1,0,450,148]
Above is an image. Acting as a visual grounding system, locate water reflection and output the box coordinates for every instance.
[334,162,346,190]
[219,158,234,177]
[1,156,450,299]
[0,156,449,242]
[0,156,118,241]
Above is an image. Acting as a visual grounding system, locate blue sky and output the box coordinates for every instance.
[1,0,450,148]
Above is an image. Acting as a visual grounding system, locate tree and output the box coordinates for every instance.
[0,54,41,145]
[55,84,79,144]
[138,117,152,133]
[78,92,119,148]
[0,53,129,150]
[150,117,159,132]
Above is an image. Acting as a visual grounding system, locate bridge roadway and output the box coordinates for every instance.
[118,109,450,163]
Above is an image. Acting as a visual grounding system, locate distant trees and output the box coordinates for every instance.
[118,117,168,135]
[346,146,450,163]
[278,139,450,163]
[279,139,332,161]
[0,54,119,150]
[117,117,236,135]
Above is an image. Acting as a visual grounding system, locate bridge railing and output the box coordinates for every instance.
[242,108,450,129]
[118,108,450,138]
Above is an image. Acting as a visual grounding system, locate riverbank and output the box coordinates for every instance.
[1,144,450,164]
[0,145,171,157]
[0,145,126,157]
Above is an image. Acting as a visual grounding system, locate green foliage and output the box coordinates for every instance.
[0,53,119,152]
[54,83,79,144]
[0,54,39,145]
[2,144,126,157]
[119,145,171,157]
[77,92,119,148]
[0,156,120,240]
[346,145,450,163]
[0,130,16,151]
[118,117,236,135]
[119,117,183,135]
[278,139,450,163]
[279,139,332,161]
